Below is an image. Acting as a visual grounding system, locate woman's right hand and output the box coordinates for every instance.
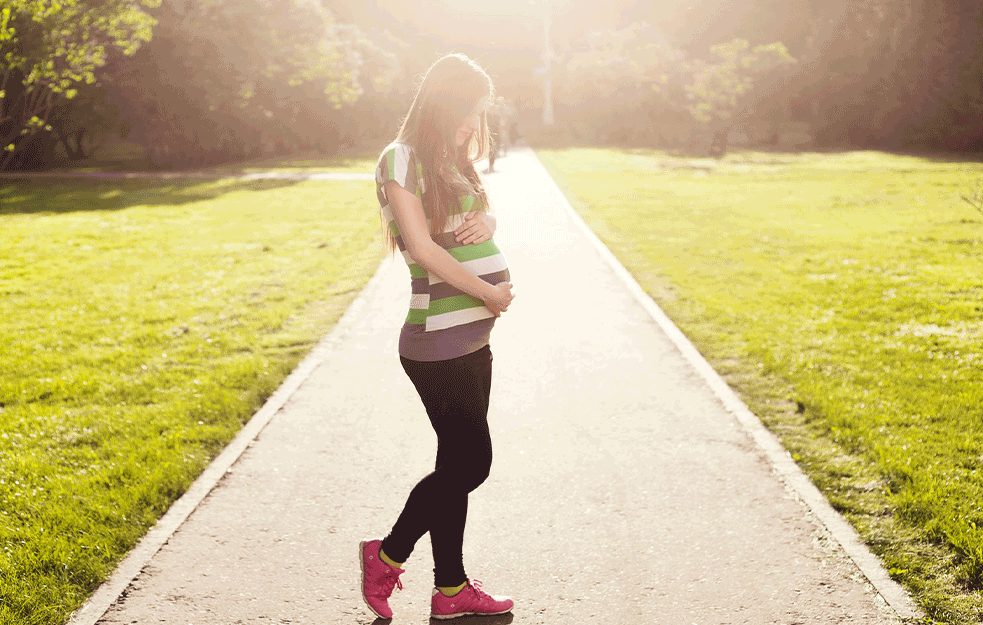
[485,281,514,316]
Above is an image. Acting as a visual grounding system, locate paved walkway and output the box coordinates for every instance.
[70,147,917,624]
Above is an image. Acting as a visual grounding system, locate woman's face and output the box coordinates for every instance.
[455,96,489,147]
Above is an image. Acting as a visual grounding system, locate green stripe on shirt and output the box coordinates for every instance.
[408,263,427,280]
[447,240,501,263]
[427,294,485,316]
[405,308,427,324]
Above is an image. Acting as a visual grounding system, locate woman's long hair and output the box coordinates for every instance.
[387,53,494,249]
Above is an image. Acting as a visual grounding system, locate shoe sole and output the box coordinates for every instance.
[431,607,514,620]
[359,540,389,620]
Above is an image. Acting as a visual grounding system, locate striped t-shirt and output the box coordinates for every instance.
[375,142,510,362]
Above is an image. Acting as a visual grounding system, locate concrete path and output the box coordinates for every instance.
[73,147,916,624]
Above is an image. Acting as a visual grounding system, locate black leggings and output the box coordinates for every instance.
[381,345,494,587]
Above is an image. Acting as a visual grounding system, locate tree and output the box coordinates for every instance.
[556,22,690,145]
[111,0,393,168]
[563,21,681,98]
[556,24,795,153]
[0,0,157,170]
[45,52,133,163]
[684,39,796,154]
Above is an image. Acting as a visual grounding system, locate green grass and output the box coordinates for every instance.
[538,147,983,625]
[0,177,383,625]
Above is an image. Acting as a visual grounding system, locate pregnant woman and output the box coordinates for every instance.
[359,52,516,621]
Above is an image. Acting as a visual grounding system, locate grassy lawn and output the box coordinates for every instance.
[538,148,983,625]
[0,177,383,625]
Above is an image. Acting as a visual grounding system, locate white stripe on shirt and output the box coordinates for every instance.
[425,305,496,332]
[427,253,509,286]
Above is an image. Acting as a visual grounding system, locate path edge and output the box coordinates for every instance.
[65,255,394,625]
[529,149,923,622]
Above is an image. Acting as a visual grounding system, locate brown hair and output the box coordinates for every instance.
[386,53,494,251]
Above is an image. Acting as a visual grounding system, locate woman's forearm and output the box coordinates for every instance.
[410,241,498,302]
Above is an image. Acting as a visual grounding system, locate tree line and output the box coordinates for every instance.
[1,0,404,170]
[2,0,981,171]
[552,0,983,153]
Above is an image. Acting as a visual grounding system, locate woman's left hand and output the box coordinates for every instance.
[454,211,496,245]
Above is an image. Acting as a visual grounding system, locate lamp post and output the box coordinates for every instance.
[541,0,554,126]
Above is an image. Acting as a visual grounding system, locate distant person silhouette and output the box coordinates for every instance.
[484,99,502,173]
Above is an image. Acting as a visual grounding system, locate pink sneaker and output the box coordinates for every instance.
[430,579,514,620]
[359,539,403,619]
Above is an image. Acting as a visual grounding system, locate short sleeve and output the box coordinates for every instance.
[376,143,426,203]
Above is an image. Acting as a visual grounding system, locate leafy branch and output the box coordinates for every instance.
[0,0,158,169]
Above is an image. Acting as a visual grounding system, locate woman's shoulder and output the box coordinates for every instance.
[376,141,426,195]
[377,141,416,164]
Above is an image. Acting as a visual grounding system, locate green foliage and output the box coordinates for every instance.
[108,0,400,168]
[563,22,679,98]
[540,147,983,623]
[685,39,796,124]
[798,1,983,151]
[46,80,127,161]
[0,176,382,625]
[556,24,795,153]
[0,0,157,169]
[556,22,686,146]
[0,0,402,171]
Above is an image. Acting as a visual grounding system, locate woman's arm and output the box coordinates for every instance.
[384,181,513,315]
